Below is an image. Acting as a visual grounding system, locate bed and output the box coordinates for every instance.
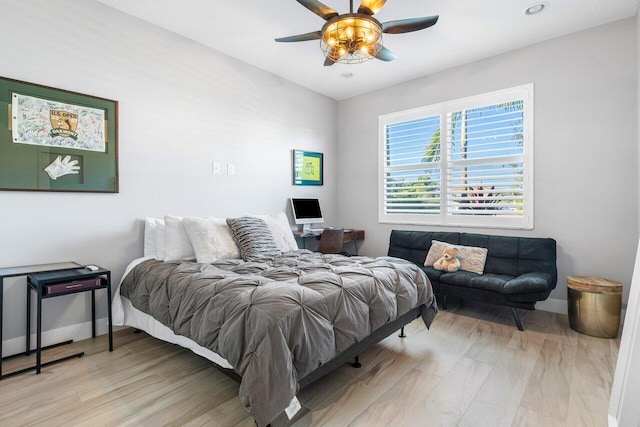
[112,215,437,426]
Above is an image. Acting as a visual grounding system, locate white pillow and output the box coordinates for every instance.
[248,212,298,252]
[143,217,164,259]
[156,220,167,260]
[163,215,196,261]
[183,217,241,263]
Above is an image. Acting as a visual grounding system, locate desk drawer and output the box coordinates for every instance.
[44,277,103,295]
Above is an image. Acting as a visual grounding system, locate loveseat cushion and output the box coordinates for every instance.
[421,266,446,282]
[439,270,478,287]
[388,231,461,266]
[503,272,553,294]
[470,274,515,293]
[438,271,515,293]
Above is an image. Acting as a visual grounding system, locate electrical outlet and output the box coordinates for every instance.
[212,162,221,174]
[227,164,235,175]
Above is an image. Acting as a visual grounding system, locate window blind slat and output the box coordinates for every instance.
[386,139,437,151]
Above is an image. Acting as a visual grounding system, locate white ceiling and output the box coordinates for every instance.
[97,0,639,100]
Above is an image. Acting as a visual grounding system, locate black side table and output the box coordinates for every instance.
[0,262,113,378]
[27,266,113,374]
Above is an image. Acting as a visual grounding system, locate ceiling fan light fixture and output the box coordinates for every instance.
[320,13,382,64]
[275,0,439,66]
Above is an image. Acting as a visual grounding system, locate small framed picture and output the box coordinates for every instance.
[292,150,323,186]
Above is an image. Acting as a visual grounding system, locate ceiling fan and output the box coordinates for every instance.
[275,0,439,66]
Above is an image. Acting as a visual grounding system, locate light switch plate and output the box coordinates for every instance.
[212,162,221,174]
[227,164,235,175]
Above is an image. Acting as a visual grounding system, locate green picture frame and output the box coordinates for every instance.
[0,76,118,193]
[293,149,323,186]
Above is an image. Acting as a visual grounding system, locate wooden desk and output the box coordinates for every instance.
[293,229,365,255]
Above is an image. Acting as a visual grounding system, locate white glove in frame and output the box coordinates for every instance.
[44,155,80,180]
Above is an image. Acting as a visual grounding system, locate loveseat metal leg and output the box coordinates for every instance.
[399,327,406,338]
[442,295,447,310]
[511,307,524,331]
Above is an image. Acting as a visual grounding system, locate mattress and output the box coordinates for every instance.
[112,257,233,369]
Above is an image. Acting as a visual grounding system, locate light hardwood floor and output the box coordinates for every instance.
[0,300,620,426]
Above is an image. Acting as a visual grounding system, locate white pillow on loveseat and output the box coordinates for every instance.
[424,240,488,274]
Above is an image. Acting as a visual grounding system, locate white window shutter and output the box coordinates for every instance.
[379,84,534,229]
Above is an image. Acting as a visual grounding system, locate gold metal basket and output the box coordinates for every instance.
[567,276,622,338]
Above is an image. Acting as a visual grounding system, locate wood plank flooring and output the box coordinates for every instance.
[0,301,619,426]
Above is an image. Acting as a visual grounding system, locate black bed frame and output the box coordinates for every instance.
[207,305,426,426]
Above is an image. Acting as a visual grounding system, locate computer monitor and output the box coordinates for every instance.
[290,198,324,232]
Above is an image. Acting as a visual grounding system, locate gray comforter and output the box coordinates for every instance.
[120,251,437,426]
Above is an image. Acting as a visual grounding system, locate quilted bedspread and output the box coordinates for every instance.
[120,251,437,426]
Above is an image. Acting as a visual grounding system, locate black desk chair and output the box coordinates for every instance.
[318,228,345,254]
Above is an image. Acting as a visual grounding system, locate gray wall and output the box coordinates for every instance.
[336,18,638,303]
[0,0,337,342]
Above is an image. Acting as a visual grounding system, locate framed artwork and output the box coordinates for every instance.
[293,150,323,186]
[0,76,118,193]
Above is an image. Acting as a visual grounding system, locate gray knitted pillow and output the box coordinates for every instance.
[226,216,282,262]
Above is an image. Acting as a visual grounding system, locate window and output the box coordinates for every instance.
[379,84,533,229]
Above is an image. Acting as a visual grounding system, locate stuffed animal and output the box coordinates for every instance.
[433,246,461,272]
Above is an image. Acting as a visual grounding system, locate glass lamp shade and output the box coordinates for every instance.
[320,14,383,64]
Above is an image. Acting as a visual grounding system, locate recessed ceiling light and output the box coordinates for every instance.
[340,72,354,78]
[525,2,548,15]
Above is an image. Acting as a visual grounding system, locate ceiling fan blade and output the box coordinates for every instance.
[375,46,396,61]
[358,0,387,16]
[382,15,439,34]
[275,30,322,43]
[324,56,337,66]
[296,0,339,20]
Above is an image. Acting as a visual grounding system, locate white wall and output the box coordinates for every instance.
[336,18,638,304]
[0,0,337,344]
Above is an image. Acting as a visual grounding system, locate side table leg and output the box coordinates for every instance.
[36,285,42,374]
[91,289,96,338]
[107,273,113,352]
[26,283,31,355]
[0,278,4,377]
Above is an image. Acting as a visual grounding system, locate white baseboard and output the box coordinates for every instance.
[2,317,111,358]
[458,296,623,318]
[535,298,627,325]
[535,298,567,314]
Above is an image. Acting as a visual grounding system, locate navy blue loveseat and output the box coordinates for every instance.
[388,230,557,330]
